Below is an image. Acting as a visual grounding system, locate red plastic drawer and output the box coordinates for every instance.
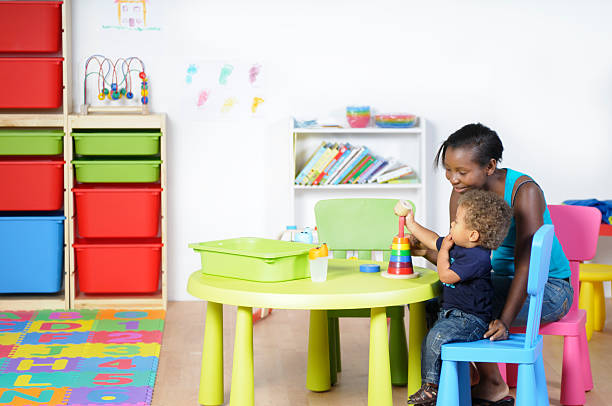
[74,239,162,294]
[0,2,62,53]
[0,58,63,108]
[0,157,65,211]
[73,185,162,238]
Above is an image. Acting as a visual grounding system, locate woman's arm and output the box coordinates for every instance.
[485,181,546,340]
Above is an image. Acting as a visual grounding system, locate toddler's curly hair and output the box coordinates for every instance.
[458,189,512,250]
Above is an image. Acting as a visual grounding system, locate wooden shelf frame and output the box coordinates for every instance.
[0,0,73,310]
[67,114,168,310]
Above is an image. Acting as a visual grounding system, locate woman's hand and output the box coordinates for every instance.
[483,319,510,341]
[408,234,428,256]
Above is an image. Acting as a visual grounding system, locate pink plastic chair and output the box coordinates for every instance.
[501,205,600,405]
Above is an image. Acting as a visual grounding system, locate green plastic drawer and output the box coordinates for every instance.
[72,130,161,156]
[72,159,162,183]
[189,237,317,282]
[0,129,63,155]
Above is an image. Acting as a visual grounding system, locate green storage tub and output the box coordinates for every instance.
[189,237,317,282]
[72,159,162,183]
[0,129,63,155]
[72,130,161,156]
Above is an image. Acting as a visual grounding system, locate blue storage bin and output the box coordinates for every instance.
[0,215,65,293]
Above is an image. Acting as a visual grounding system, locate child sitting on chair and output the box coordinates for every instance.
[395,189,512,406]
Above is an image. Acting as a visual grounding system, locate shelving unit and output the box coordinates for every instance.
[0,0,72,310]
[68,114,167,310]
[0,1,167,310]
[290,120,428,255]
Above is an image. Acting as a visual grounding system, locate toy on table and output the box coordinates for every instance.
[81,54,149,114]
[382,199,420,279]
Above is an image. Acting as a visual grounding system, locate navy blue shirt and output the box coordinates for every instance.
[436,237,494,323]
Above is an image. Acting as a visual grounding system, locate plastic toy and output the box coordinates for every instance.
[382,200,420,279]
[81,54,149,114]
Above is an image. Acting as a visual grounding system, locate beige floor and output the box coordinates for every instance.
[153,300,612,405]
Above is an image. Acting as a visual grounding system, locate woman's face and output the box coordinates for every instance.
[443,146,494,194]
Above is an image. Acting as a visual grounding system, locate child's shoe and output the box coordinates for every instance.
[407,382,437,405]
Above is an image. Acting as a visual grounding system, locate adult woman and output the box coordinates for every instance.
[417,123,573,405]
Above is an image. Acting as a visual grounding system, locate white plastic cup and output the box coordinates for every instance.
[309,256,329,282]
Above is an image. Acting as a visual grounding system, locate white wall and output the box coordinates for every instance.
[72,0,612,300]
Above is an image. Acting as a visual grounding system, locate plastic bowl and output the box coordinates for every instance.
[346,105,370,114]
[347,115,370,128]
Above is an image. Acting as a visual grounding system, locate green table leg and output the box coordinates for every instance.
[368,307,392,406]
[199,301,223,406]
[307,310,331,392]
[230,306,254,406]
[408,302,426,396]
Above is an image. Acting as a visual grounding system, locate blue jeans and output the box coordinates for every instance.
[491,275,574,326]
[421,308,488,385]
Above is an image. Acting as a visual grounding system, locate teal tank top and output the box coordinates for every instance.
[491,168,570,279]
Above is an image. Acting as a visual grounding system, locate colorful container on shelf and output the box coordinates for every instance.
[72,130,161,156]
[0,214,65,293]
[0,129,64,155]
[0,157,65,211]
[73,239,162,294]
[346,105,371,128]
[189,237,317,282]
[0,1,63,53]
[73,184,162,238]
[0,57,63,108]
[374,114,417,128]
[72,159,162,183]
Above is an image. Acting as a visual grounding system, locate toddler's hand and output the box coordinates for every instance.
[441,234,454,251]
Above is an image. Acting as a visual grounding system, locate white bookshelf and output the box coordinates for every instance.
[290,119,428,233]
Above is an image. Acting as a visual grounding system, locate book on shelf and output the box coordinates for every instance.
[331,147,368,185]
[373,165,415,184]
[324,144,358,185]
[320,143,352,185]
[356,157,384,184]
[301,143,337,185]
[386,172,420,184]
[367,159,400,183]
[295,141,326,185]
[347,155,375,184]
[313,143,348,186]
[340,154,369,184]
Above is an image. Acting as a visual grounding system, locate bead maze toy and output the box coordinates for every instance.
[382,199,420,279]
[81,54,149,114]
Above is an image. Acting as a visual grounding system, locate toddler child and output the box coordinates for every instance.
[395,189,512,406]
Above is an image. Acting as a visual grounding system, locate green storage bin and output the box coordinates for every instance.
[72,130,161,156]
[0,129,63,155]
[72,159,162,183]
[189,237,317,282]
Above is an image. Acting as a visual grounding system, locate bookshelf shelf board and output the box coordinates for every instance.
[293,127,422,134]
[294,183,422,190]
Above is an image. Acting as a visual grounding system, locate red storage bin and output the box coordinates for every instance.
[0,157,65,211]
[74,239,162,294]
[0,57,63,108]
[73,185,162,238]
[0,1,63,53]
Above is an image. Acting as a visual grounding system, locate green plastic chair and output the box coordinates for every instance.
[314,198,409,386]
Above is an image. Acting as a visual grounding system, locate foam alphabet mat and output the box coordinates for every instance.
[0,309,164,406]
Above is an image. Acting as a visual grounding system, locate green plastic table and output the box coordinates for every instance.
[187,258,440,406]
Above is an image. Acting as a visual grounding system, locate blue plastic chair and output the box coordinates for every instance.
[436,224,554,406]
